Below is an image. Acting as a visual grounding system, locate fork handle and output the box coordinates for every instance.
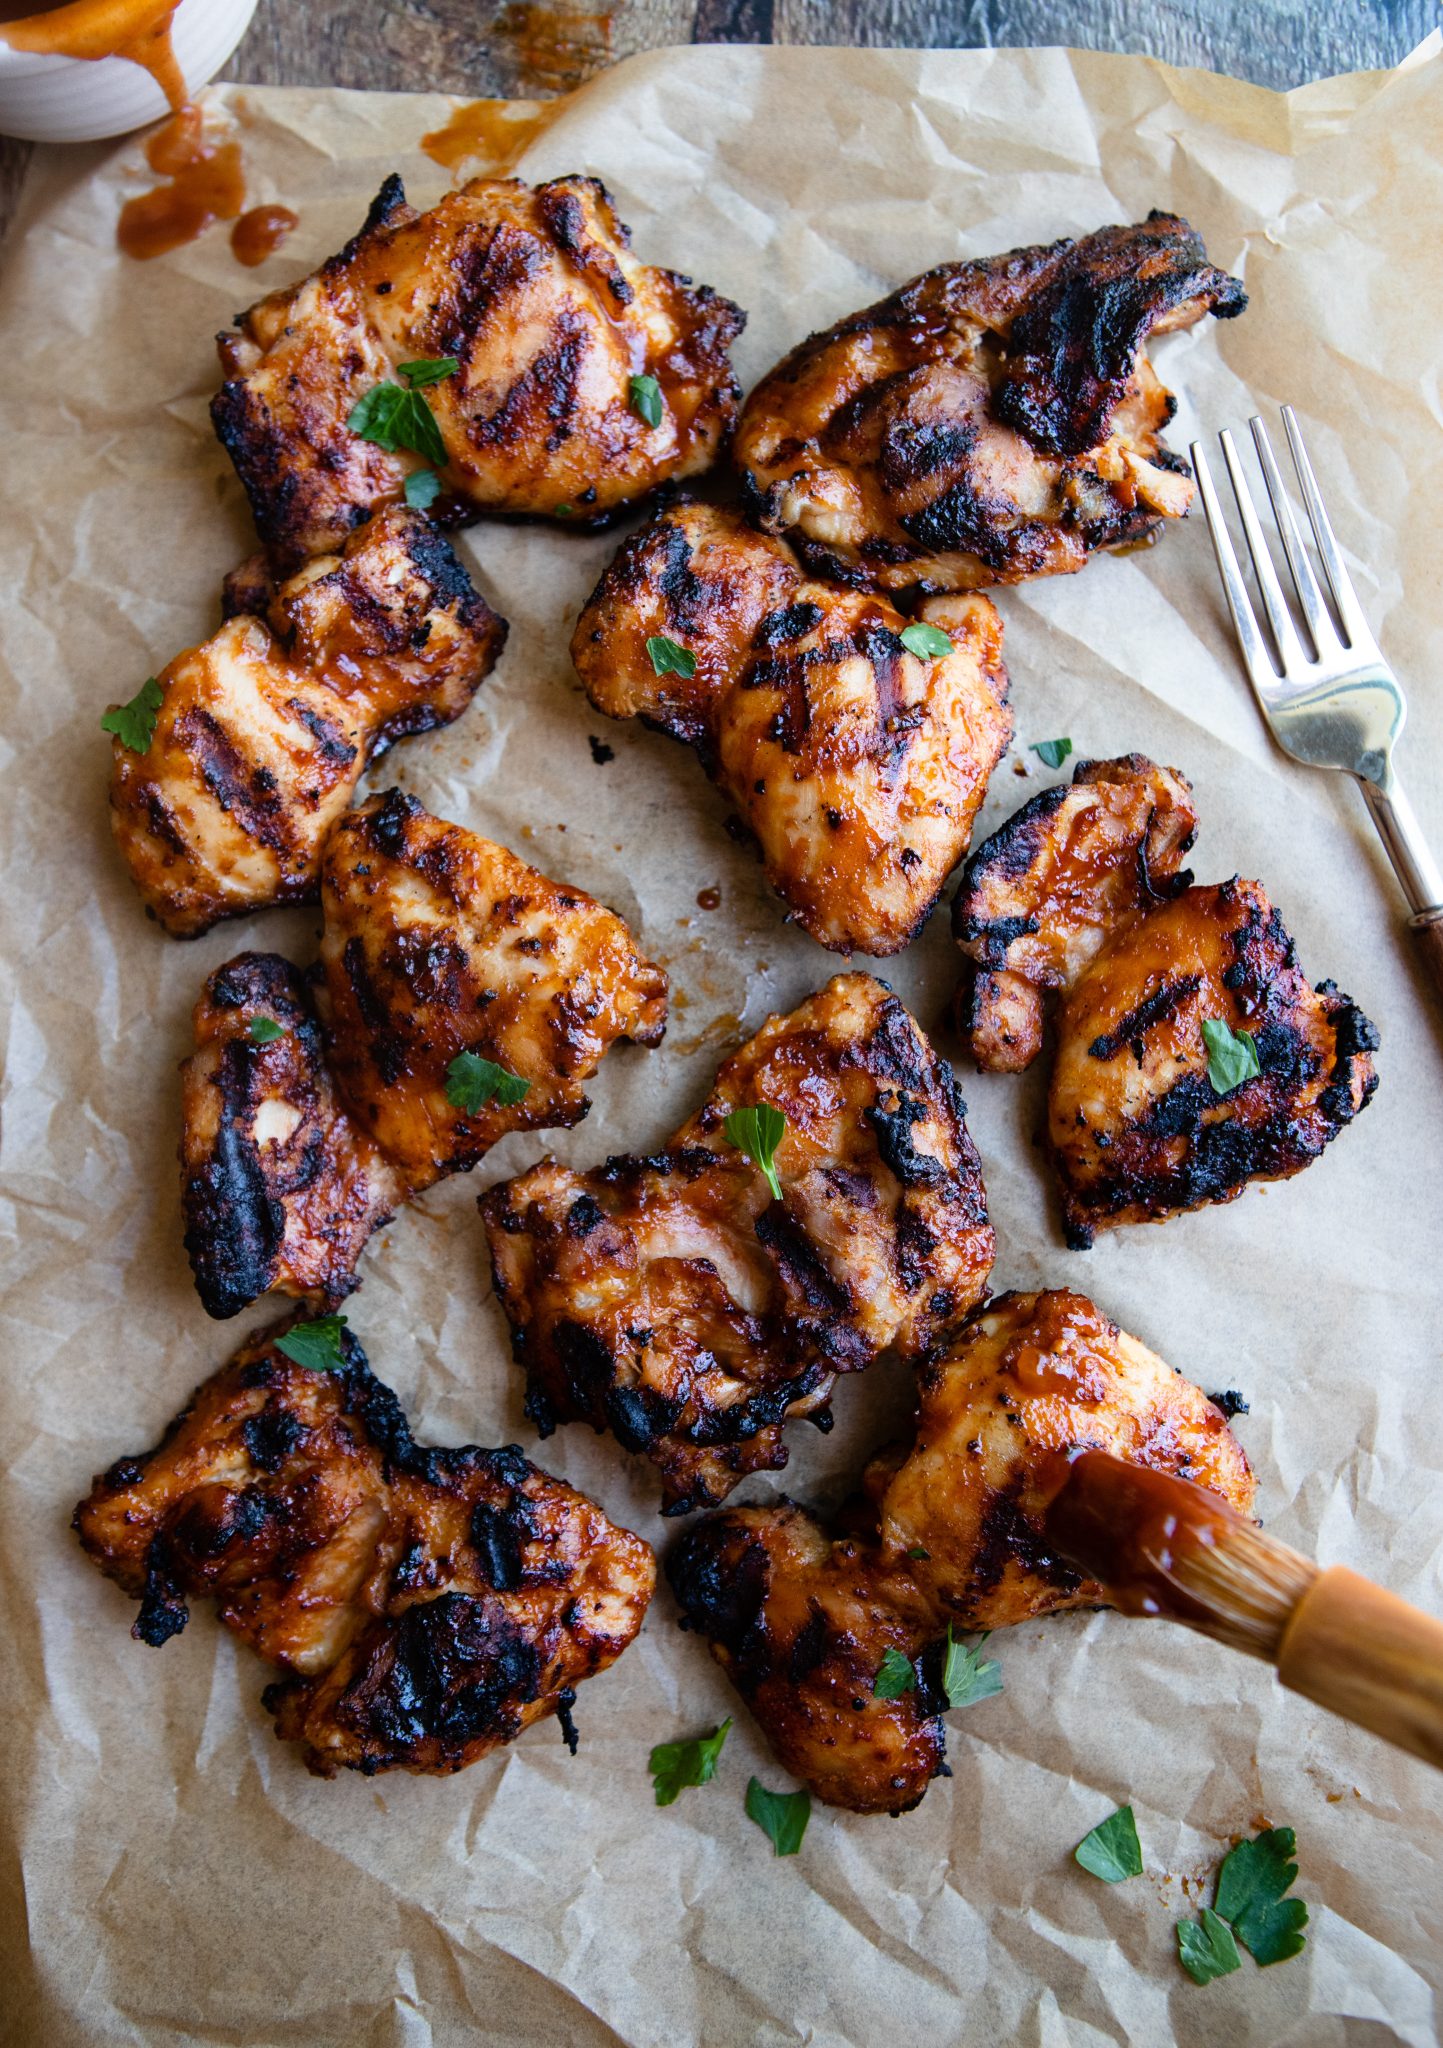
[1359,774,1443,1010]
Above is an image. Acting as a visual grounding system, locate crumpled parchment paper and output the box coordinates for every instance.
[2,36,1442,2048]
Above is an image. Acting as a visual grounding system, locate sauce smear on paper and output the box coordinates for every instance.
[421,96,564,175]
[231,202,298,265]
[117,104,244,260]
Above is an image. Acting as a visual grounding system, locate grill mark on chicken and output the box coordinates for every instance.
[1087,974,1203,1061]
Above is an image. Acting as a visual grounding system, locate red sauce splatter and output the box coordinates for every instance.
[117,104,244,260]
[231,203,299,267]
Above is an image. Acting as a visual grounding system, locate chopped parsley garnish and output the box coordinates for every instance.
[745,1778,810,1856]
[347,381,446,466]
[872,1648,917,1700]
[555,502,574,516]
[1177,1907,1242,1984]
[101,676,163,754]
[1202,1017,1261,1096]
[899,621,954,660]
[1031,737,1073,770]
[1214,1826,1309,1966]
[723,1104,786,1202]
[404,468,443,510]
[248,1017,285,1044]
[649,1719,731,1805]
[275,1315,348,1371]
[628,372,663,428]
[397,356,460,387]
[906,1544,930,1560]
[445,1052,531,1113]
[646,634,697,680]
[941,1625,1003,1710]
[1074,1803,1144,1883]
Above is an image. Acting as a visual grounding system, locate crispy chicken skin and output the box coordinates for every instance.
[179,790,667,1318]
[953,755,1379,1244]
[73,1321,655,1777]
[571,500,1013,954]
[669,1288,1254,1814]
[107,508,506,937]
[481,972,995,1514]
[735,213,1245,594]
[212,173,745,564]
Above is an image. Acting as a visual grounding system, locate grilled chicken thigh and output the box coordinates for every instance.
[213,174,745,564]
[736,213,1245,594]
[953,755,1378,1243]
[669,1288,1254,1814]
[572,500,1013,953]
[482,972,994,1514]
[180,790,667,1318]
[107,508,506,937]
[74,1320,655,1777]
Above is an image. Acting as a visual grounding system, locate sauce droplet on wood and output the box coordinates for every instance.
[231,203,299,267]
[117,104,244,261]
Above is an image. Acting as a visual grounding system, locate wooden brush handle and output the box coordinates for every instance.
[1276,1567,1443,1771]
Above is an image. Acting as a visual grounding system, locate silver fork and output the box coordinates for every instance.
[1190,407,1443,1006]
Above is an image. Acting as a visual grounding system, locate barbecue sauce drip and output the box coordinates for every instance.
[1042,1450,1244,1626]
[117,104,244,260]
[0,0,185,105]
[231,202,298,266]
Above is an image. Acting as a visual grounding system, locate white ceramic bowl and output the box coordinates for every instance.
[0,0,258,142]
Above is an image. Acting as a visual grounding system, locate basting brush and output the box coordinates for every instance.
[1044,1451,1443,1771]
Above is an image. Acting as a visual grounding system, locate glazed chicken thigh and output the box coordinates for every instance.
[953,755,1379,1244]
[482,973,995,1513]
[74,1320,655,1777]
[572,500,1013,953]
[213,174,745,563]
[735,213,1245,593]
[180,790,667,1318]
[669,1288,1254,1814]
[107,507,506,937]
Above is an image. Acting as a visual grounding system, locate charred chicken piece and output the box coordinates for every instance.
[73,1321,654,1778]
[668,1287,1254,1814]
[953,755,1379,1244]
[179,790,667,1318]
[107,507,506,938]
[572,500,1013,954]
[213,173,745,564]
[482,972,994,1515]
[736,213,1245,594]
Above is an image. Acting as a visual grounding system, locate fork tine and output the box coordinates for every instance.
[1219,429,1310,675]
[1248,414,1341,659]
[1280,405,1374,649]
[1189,440,1277,691]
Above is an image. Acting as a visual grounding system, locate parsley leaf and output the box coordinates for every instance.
[445,1052,531,1113]
[555,502,574,516]
[101,676,163,754]
[347,382,446,466]
[1031,737,1073,770]
[906,1544,931,1560]
[872,1648,917,1700]
[1202,1018,1261,1096]
[941,1625,1003,1710]
[745,1778,810,1856]
[404,468,443,510]
[1177,1906,1243,1984]
[1074,1803,1144,1883]
[723,1103,787,1202]
[248,1017,285,1044]
[649,1719,730,1805]
[646,634,697,680]
[1214,1827,1309,1966]
[899,621,954,660]
[275,1315,348,1372]
[629,372,663,428]
[397,356,460,387]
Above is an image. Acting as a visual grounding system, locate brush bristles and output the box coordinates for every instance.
[1167,1520,1319,1661]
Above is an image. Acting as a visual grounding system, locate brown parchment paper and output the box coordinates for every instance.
[3,37,1443,2048]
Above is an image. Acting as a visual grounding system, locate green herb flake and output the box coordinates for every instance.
[275,1315,348,1372]
[1214,1827,1309,1966]
[1031,737,1074,770]
[629,372,663,429]
[347,381,446,467]
[397,356,460,387]
[404,468,443,510]
[722,1103,787,1202]
[646,634,698,680]
[248,1017,285,1045]
[872,1648,917,1700]
[555,502,574,516]
[745,1778,810,1856]
[1202,1018,1261,1097]
[899,621,954,660]
[1074,1803,1144,1883]
[649,1719,731,1806]
[1177,1907,1243,1985]
[101,676,164,755]
[445,1052,531,1114]
[941,1625,1003,1711]
[906,1544,931,1560]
